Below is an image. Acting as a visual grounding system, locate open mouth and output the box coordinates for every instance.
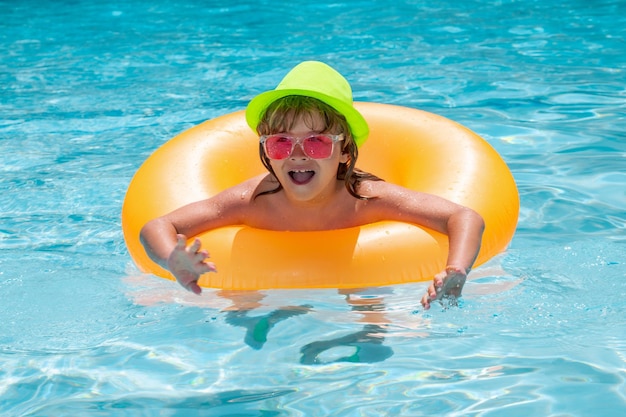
[288,169,315,185]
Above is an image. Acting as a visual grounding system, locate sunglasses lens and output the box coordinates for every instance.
[303,135,334,159]
[264,135,293,160]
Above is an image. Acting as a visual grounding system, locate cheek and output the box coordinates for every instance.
[268,159,284,174]
[321,158,343,177]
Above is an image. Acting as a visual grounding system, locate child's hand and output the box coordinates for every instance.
[166,234,217,295]
[421,265,467,310]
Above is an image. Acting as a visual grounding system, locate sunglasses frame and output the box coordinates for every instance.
[260,133,344,160]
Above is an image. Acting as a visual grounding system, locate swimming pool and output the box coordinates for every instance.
[2,0,625,415]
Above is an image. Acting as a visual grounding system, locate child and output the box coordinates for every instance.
[139,61,485,310]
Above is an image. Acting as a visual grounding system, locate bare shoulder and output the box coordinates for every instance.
[354,178,460,223]
[357,178,416,200]
[350,179,416,222]
[211,173,277,206]
[164,174,275,233]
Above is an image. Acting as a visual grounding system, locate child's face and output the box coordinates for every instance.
[268,112,348,204]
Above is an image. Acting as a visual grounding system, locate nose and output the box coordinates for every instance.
[289,139,308,159]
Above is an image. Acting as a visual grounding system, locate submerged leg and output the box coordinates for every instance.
[300,324,393,364]
[225,305,312,350]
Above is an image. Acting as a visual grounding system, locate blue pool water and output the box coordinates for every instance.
[2,0,625,415]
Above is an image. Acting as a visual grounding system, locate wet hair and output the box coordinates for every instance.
[254,96,382,200]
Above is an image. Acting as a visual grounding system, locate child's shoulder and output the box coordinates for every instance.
[219,174,277,199]
[356,177,408,199]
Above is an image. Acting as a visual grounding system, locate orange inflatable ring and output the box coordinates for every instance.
[122,103,519,290]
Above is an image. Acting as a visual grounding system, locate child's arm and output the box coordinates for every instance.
[441,206,485,273]
[139,183,254,294]
[361,181,485,309]
[421,207,484,309]
[140,214,217,295]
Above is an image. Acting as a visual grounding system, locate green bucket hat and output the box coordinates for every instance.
[246,61,369,147]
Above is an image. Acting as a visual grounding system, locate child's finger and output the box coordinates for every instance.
[188,238,202,253]
[201,261,217,273]
[193,249,208,262]
[175,234,187,248]
[187,280,202,295]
